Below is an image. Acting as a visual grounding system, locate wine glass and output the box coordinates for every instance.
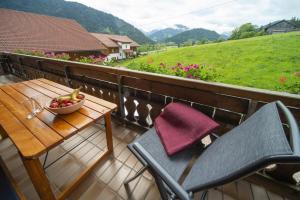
[22,95,47,119]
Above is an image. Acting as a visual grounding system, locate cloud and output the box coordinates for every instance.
[68,0,300,33]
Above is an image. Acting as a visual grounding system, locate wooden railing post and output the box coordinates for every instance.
[117,75,126,120]
[18,57,26,79]
[0,57,7,75]
[64,65,72,87]
[36,60,45,78]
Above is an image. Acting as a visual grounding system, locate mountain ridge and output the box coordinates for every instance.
[148,24,189,42]
[165,28,221,43]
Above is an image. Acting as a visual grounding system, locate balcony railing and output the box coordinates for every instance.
[1,52,300,199]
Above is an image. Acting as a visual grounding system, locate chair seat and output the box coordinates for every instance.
[182,102,293,191]
[129,127,203,181]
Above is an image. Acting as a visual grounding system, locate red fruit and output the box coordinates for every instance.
[62,99,70,104]
[50,102,59,108]
[66,102,73,107]
[77,94,85,100]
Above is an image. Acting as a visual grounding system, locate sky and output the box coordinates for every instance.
[68,0,300,33]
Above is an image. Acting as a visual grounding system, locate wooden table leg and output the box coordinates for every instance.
[21,155,56,200]
[104,113,113,152]
[0,124,8,139]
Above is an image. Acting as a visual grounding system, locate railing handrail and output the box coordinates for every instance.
[1,52,300,107]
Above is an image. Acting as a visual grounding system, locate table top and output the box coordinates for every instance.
[0,78,117,158]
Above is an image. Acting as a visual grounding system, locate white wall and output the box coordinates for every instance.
[104,42,134,61]
[105,53,120,61]
[121,43,130,50]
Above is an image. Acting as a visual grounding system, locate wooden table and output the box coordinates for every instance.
[0,78,117,200]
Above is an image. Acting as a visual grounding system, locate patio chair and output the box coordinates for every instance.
[124,101,300,200]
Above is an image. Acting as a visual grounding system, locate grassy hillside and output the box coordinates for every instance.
[119,32,300,93]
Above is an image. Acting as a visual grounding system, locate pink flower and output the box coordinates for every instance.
[184,66,191,71]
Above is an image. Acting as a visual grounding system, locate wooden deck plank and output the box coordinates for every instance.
[0,84,78,138]
[222,182,239,199]
[11,83,94,131]
[237,180,254,200]
[251,184,270,200]
[208,188,223,200]
[0,88,62,150]
[38,78,117,110]
[0,104,45,158]
[30,79,109,115]
[22,81,103,120]
[267,191,284,200]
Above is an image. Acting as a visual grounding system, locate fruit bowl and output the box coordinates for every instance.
[47,98,85,114]
[46,88,85,114]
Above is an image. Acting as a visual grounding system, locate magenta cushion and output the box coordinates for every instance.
[154,103,219,156]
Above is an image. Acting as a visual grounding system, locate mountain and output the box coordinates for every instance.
[149,24,189,42]
[0,0,153,44]
[220,32,231,40]
[165,28,221,44]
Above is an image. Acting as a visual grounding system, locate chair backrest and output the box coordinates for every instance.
[182,101,300,192]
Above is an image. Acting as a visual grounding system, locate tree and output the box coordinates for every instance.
[229,23,261,40]
[290,17,300,28]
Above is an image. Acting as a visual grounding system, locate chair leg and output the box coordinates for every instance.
[124,165,148,185]
[152,172,170,200]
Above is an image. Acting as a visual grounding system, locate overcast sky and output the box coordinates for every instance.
[68,0,300,33]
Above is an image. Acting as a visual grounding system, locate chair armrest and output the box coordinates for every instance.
[276,101,300,155]
[133,143,192,200]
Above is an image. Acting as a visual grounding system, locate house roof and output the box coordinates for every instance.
[263,20,296,30]
[91,33,140,48]
[0,8,107,53]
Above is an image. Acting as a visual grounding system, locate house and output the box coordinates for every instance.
[91,33,140,61]
[0,8,107,57]
[263,20,297,34]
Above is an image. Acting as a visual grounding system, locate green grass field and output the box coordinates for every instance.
[118,32,300,94]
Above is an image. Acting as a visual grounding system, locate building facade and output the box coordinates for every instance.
[264,20,297,34]
[91,33,140,61]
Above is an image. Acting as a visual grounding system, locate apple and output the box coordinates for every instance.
[66,102,73,107]
[62,99,70,104]
[50,102,59,108]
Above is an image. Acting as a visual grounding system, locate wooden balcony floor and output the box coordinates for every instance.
[0,75,291,200]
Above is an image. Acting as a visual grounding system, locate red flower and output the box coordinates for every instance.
[279,76,287,84]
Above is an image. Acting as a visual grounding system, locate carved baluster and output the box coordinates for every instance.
[124,87,136,122]
[102,88,110,102]
[85,83,95,95]
[136,91,150,127]
[92,86,102,98]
